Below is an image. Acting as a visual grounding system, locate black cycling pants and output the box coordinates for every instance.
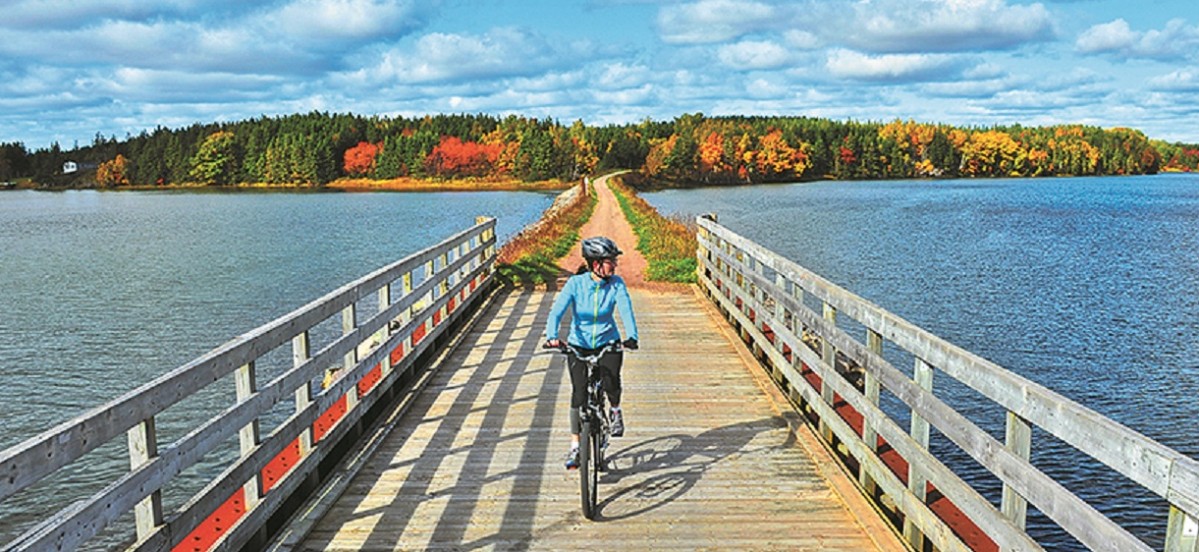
[566,346,622,435]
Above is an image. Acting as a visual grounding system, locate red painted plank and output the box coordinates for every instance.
[358,364,383,397]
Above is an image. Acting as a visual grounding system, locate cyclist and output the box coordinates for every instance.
[544,236,639,470]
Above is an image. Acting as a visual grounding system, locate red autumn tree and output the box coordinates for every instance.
[344,141,381,177]
[424,136,502,177]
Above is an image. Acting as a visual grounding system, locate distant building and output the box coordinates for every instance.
[62,161,98,174]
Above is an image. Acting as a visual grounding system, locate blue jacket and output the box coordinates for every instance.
[545,273,638,348]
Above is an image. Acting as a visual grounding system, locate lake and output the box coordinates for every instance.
[0,188,554,546]
[643,173,1199,550]
[3,176,1197,549]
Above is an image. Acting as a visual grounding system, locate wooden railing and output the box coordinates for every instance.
[696,215,1199,552]
[0,217,497,551]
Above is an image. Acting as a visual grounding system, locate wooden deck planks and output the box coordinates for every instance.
[293,288,903,551]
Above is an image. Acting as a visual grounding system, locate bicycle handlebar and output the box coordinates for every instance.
[542,340,628,363]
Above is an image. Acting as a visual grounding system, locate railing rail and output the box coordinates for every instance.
[696,215,1199,552]
[0,217,497,551]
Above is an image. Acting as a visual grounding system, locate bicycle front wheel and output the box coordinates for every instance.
[578,420,599,520]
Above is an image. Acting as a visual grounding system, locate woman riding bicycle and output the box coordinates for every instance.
[544,236,639,470]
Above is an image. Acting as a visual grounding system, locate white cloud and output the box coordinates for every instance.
[591,84,657,106]
[0,19,327,75]
[1150,69,1199,92]
[980,89,1079,112]
[838,0,1054,53]
[826,49,960,82]
[265,0,426,45]
[784,30,820,50]
[0,0,209,29]
[745,77,787,98]
[596,62,653,90]
[363,28,584,84]
[717,40,791,70]
[924,79,1013,98]
[1076,18,1199,60]
[657,0,781,44]
[1076,19,1137,53]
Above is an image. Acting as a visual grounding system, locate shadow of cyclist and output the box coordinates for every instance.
[589,416,796,521]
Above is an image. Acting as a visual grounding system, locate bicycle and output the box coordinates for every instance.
[547,341,624,520]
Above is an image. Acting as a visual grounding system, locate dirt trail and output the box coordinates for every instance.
[558,173,689,293]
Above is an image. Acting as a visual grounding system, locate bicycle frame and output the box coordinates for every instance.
[556,341,622,519]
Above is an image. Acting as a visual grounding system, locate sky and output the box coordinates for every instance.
[2,0,1198,150]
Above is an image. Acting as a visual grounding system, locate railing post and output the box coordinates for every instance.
[904,358,934,549]
[438,250,451,323]
[342,304,359,410]
[1165,506,1199,552]
[379,285,393,377]
[402,271,415,362]
[293,331,313,456]
[860,329,882,497]
[769,273,787,382]
[127,417,162,541]
[235,362,262,510]
[819,302,837,442]
[1001,410,1032,549]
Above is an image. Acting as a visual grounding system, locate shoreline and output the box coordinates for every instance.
[3,176,575,193]
[6,170,1192,194]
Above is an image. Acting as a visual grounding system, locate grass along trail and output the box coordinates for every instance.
[557,173,688,293]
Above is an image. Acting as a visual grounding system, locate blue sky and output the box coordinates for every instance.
[2,0,1197,150]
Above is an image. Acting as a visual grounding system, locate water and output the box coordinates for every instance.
[643,174,1199,550]
[0,188,553,546]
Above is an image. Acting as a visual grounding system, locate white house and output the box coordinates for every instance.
[63,161,78,174]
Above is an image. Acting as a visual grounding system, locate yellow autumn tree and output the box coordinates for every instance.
[960,130,1025,176]
[644,135,677,177]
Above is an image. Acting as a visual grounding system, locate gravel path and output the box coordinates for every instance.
[557,173,689,293]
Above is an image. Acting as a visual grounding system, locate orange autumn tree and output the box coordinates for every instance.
[698,131,727,178]
[424,136,503,177]
[343,141,381,176]
[96,154,130,187]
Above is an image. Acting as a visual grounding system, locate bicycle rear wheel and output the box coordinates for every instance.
[578,419,599,519]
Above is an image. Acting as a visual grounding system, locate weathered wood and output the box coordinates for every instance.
[1165,506,1199,552]
[127,418,163,541]
[703,268,983,552]
[697,217,1199,522]
[702,238,1150,551]
[1001,410,1031,540]
[1,219,496,551]
[904,357,933,549]
[698,218,1194,551]
[0,219,495,507]
[861,329,882,495]
[236,362,262,510]
[288,288,904,551]
[820,302,837,442]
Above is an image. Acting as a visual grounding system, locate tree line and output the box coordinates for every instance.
[2,112,1197,188]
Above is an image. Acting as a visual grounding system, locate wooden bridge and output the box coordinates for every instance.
[3,181,1199,551]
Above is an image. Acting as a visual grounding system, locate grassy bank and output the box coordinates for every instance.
[327,176,571,192]
[608,175,697,283]
[495,183,597,287]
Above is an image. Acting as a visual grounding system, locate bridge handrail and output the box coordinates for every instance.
[696,215,1198,552]
[0,217,497,551]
